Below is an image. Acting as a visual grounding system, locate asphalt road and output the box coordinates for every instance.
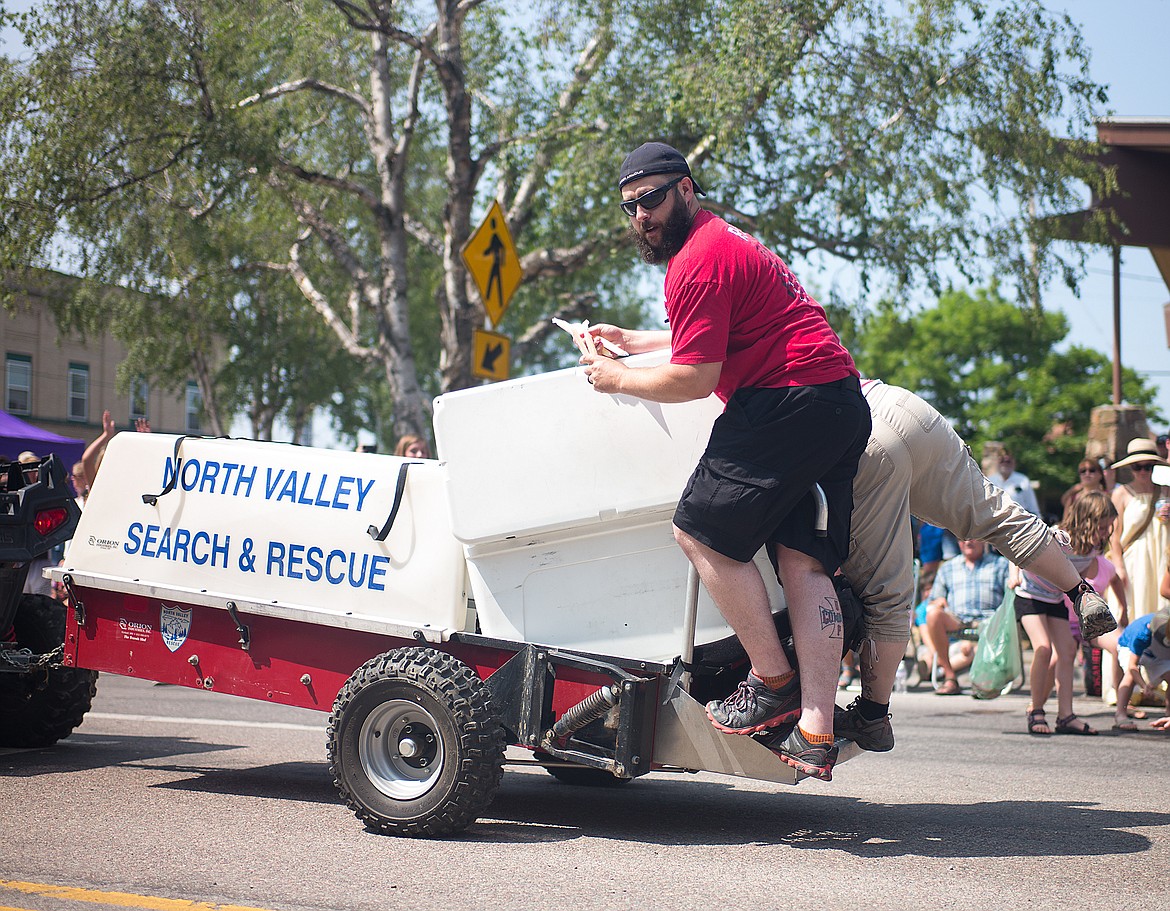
[2,673,1167,911]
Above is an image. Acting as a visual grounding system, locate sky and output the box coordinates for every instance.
[2,0,1168,439]
[1006,1,1170,428]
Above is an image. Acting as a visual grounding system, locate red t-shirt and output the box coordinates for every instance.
[665,210,857,402]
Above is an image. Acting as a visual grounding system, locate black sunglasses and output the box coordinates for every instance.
[620,175,685,217]
[1078,467,1101,474]
[1131,464,1154,472]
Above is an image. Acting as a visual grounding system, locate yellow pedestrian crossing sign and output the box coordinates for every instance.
[462,200,522,327]
[472,329,510,382]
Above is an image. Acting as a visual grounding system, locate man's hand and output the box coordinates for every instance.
[581,351,626,393]
[579,353,719,402]
[585,322,627,357]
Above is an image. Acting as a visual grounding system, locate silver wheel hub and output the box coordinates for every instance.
[358,699,443,800]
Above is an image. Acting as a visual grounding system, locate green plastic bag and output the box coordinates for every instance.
[969,589,1023,700]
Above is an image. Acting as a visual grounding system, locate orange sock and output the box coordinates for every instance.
[798,726,833,745]
[757,671,795,690]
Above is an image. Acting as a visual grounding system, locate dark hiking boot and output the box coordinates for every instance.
[705,672,801,735]
[834,697,895,752]
[1073,583,1117,641]
[761,725,838,781]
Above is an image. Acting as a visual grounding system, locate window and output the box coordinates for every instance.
[130,377,150,422]
[185,381,202,433]
[68,363,89,422]
[5,354,31,415]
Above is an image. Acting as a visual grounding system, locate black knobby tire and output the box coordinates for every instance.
[533,750,633,788]
[327,647,505,837]
[0,594,98,748]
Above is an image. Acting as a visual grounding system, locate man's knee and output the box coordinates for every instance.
[926,608,962,639]
[774,544,824,578]
[673,524,714,562]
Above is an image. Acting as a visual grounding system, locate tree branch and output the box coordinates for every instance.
[455,0,491,15]
[282,187,378,305]
[404,214,443,256]
[337,0,443,67]
[392,36,433,187]
[287,235,377,361]
[68,139,201,207]
[787,50,984,210]
[519,224,627,280]
[506,25,613,231]
[273,158,381,210]
[687,0,850,173]
[236,77,372,120]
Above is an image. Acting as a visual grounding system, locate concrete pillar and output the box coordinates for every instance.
[1086,404,1151,462]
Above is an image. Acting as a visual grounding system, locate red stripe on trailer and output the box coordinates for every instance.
[62,586,631,721]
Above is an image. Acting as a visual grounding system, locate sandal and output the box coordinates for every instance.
[1055,714,1097,736]
[935,677,961,696]
[1027,708,1051,735]
[1112,719,1138,732]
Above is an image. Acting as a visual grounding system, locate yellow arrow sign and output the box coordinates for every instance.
[472,328,510,382]
[461,199,523,327]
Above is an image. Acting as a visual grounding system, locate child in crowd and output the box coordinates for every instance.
[1113,604,1170,732]
[1012,491,1122,735]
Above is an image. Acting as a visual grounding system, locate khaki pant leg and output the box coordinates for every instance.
[843,385,917,642]
[906,403,1051,569]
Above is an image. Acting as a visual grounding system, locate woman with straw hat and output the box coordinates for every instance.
[1110,437,1170,625]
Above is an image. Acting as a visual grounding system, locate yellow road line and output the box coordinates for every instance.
[0,881,278,911]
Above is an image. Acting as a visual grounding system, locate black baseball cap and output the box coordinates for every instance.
[618,142,706,195]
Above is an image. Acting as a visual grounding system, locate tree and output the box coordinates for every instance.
[1,0,1112,441]
[850,286,1161,509]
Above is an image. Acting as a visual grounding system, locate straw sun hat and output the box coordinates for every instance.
[1111,437,1169,470]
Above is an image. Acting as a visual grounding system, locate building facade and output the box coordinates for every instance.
[2,269,202,447]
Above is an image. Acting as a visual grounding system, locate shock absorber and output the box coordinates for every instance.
[550,684,620,740]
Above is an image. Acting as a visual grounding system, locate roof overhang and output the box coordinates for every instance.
[1049,118,1170,249]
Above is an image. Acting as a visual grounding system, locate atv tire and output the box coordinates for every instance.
[0,594,98,747]
[328,647,505,837]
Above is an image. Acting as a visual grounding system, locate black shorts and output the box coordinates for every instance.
[1014,591,1069,621]
[673,377,870,574]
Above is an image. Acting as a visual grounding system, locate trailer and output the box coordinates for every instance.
[37,352,861,836]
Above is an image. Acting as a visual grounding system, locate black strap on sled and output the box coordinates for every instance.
[367,461,422,541]
[141,435,201,505]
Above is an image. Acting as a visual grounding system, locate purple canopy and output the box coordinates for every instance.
[0,409,86,470]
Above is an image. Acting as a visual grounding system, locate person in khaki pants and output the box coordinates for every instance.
[836,380,1116,751]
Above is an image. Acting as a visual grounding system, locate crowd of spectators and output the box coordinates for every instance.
[901,436,1170,735]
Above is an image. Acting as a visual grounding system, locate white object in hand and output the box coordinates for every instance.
[551,318,629,357]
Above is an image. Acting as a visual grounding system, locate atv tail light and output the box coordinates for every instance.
[34,507,69,536]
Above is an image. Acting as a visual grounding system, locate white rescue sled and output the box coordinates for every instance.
[53,352,861,836]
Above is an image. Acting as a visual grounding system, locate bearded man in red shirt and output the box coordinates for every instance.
[582,142,870,780]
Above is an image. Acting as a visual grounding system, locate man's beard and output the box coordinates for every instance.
[629,193,693,264]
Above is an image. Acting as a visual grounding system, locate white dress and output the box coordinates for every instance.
[1116,490,1170,620]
